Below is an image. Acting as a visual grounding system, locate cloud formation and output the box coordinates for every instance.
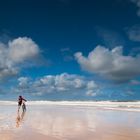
[9,37,39,62]
[0,37,40,79]
[18,77,30,88]
[15,73,98,96]
[75,45,140,82]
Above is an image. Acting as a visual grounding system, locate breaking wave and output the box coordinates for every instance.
[0,100,140,112]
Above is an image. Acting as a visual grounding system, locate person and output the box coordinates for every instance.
[18,95,27,112]
[22,99,26,112]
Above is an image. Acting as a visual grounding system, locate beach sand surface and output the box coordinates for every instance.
[0,104,140,140]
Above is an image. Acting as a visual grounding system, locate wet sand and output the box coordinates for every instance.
[0,105,140,140]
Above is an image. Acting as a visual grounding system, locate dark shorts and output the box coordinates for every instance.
[18,101,22,106]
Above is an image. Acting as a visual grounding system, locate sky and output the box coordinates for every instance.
[0,0,140,100]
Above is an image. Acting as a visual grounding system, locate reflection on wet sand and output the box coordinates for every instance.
[16,111,26,128]
[25,106,140,140]
[0,105,140,140]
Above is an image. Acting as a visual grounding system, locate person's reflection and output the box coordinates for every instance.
[16,111,26,128]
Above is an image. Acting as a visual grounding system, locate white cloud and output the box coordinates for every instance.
[54,73,85,90]
[86,90,97,97]
[15,73,98,96]
[86,81,98,96]
[8,37,39,62]
[75,45,140,82]
[0,68,18,79]
[18,77,29,87]
[0,37,40,79]
[87,81,97,90]
[74,78,85,88]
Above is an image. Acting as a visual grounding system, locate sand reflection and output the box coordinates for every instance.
[0,105,140,140]
[16,111,26,128]
[25,106,140,140]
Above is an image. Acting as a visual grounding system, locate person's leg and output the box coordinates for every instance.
[18,105,21,112]
[18,102,22,112]
[22,103,26,112]
[16,111,21,127]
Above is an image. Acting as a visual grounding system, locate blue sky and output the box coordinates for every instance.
[0,0,140,100]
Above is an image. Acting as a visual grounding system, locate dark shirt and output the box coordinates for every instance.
[18,97,27,105]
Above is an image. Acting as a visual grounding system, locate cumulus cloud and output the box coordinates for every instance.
[75,45,140,82]
[15,73,98,96]
[126,25,140,41]
[8,37,39,62]
[18,77,29,88]
[87,81,97,90]
[86,80,98,96]
[130,0,140,16]
[0,37,40,79]
[86,90,97,97]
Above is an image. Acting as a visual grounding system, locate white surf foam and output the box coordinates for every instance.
[0,101,140,112]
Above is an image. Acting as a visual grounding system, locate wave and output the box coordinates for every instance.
[0,101,140,111]
[1,100,140,106]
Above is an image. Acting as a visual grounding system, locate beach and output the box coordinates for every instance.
[0,102,140,140]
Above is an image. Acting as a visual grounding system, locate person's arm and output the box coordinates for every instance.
[18,98,20,102]
[22,98,27,102]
